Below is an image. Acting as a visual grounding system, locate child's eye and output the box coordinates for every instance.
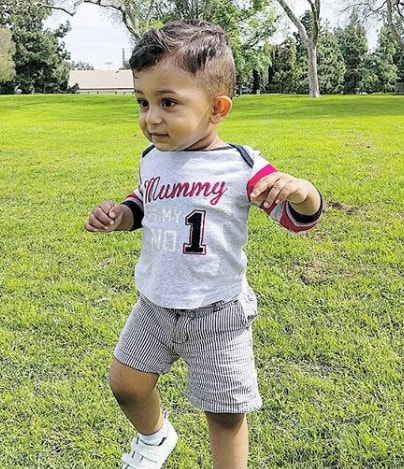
[161,98,176,108]
[137,98,149,109]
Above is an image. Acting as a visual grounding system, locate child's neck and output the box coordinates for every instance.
[186,135,227,151]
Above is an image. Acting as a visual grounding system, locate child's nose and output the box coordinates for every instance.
[145,106,162,125]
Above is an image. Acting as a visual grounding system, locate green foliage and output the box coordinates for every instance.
[268,24,346,95]
[317,27,345,94]
[70,60,95,71]
[268,36,299,93]
[335,12,369,94]
[0,26,15,83]
[0,3,70,94]
[335,16,400,94]
[391,18,404,81]
[361,24,397,93]
[269,12,399,95]
[0,94,403,467]
[157,0,277,89]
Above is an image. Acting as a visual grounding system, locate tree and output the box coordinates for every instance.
[267,36,299,93]
[0,3,71,93]
[341,0,403,45]
[37,0,158,41]
[158,0,277,90]
[0,27,16,83]
[317,26,346,94]
[42,0,278,90]
[372,23,398,91]
[392,19,404,80]
[335,12,370,93]
[70,60,94,70]
[269,22,345,95]
[275,0,321,97]
[340,0,404,80]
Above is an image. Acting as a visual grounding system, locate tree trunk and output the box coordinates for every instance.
[276,0,321,98]
[308,42,320,97]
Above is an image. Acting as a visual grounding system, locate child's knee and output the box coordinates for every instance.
[109,359,158,405]
[205,412,246,431]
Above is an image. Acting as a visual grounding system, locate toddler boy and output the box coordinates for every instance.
[86,19,322,469]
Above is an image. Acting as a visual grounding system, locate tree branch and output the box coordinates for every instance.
[145,0,157,23]
[387,0,404,46]
[38,0,84,16]
[307,0,321,43]
[394,0,404,18]
[37,0,141,38]
[276,0,310,46]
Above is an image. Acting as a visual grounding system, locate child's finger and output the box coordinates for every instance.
[262,182,285,207]
[108,204,122,221]
[86,206,115,230]
[267,179,306,206]
[250,175,274,197]
[95,206,115,225]
[250,173,280,200]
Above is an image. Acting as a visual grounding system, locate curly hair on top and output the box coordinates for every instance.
[129,20,236,97]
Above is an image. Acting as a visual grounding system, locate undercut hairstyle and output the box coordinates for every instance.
[129,20,236,97]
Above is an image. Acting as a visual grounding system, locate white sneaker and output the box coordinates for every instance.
[121,419,178,469]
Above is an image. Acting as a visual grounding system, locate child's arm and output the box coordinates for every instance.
[249,171,322,233]
[250,171,321,216]
[85,201,135,232]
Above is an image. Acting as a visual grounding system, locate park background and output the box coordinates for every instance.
[0,1,404,96]
[1,1,404,468]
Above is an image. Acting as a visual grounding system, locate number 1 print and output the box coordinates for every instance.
[183,210,206,254]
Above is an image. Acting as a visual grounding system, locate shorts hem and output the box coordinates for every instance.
[189,394,263,414]
[113,351,169,375]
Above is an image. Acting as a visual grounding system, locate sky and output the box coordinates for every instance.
[45,3,133,70]
[45,2,377,71]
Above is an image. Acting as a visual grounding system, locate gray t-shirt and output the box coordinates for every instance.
[124,145,320,308]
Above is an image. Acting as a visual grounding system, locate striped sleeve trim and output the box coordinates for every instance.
[261,194,323,233]
[121,200,144,231]
[124,189,143,208]
[122,189,144,231]
[280,201,322,233]
[287,194,323,225]
[247,164,277,200]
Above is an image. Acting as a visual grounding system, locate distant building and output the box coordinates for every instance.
[68,70,134,94]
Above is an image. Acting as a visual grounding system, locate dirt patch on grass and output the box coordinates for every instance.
[325,200,359,214]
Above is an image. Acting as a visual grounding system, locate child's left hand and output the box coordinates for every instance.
[250,171,311,209]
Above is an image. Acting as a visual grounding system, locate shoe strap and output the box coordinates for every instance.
[122,437,167,467]
[122,451,157,469]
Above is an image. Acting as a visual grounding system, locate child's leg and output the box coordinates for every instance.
[205,412,248,469]
[109,358,163,435]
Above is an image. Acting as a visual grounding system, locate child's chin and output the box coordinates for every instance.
[153,143,175,152]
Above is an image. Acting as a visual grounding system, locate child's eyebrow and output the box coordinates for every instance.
[134,88,178,96]
[155,89,177,95]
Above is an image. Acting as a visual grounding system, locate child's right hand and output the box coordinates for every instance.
[85,201,124,232]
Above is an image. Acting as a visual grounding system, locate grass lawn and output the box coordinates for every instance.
[0,93,403,468]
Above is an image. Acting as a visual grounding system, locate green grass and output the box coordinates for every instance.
[0,94,403,468]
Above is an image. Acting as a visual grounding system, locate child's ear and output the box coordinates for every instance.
[210,96,233,124]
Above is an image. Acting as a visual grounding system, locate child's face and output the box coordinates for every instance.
[134,61,220,151]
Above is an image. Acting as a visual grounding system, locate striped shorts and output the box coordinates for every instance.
[114,286,262,414]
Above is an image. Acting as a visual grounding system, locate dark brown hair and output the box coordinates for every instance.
[129,20,236,97]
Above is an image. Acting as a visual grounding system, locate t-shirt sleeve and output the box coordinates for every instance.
[121,166,144,231]
[246,147,322,233]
